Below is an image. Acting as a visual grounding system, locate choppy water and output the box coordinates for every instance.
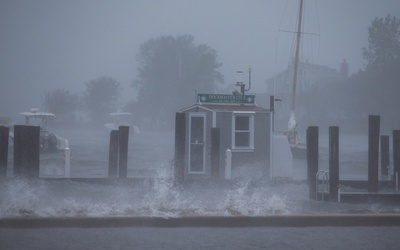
[2,226,400,250]
[1,127,399,218]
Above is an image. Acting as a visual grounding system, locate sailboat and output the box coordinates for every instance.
[286,0,307,159]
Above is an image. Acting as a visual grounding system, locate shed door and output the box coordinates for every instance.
[189,113,206,173]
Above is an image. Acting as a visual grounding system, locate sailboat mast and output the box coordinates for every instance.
[291,0,304,112]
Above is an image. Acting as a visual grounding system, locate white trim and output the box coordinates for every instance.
[212,110,216,128]
[188,112,206,174]
[231,113,254,152]
[232,111,255,114]
[180,104,214,113]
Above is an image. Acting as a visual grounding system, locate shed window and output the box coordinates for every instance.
[232,113,254,151]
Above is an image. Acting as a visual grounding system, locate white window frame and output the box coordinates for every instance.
[231,112,254,152]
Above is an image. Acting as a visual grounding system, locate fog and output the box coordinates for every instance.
[1,0,400,123]
[2,3,400,244]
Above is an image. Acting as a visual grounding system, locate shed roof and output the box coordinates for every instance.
[181,103,270,113]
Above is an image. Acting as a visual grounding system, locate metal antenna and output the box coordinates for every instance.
[235,67,252,95]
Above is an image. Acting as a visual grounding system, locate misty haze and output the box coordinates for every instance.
[1,0,400,249]
[0,0,399,131]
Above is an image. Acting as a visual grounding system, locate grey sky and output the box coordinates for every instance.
[1,0,399,119]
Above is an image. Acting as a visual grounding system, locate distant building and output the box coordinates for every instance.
[266,59,345,97]
[258,60,348,133]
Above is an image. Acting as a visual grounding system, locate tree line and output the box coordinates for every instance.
[311,14,400,134]
[44,15,399,132]
[44,34,223,128]
[43,76,122,127]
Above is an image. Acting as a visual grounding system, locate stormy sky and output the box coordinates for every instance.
[1,0,399,120]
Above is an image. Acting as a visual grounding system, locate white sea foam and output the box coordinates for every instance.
[0,176,296,218]
[1,127,395,218]
[1,175,399,218]
[221,180,290,216]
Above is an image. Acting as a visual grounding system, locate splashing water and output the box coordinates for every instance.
[141,169,194,217]
[2,176,398,218]
[222,180,290,216]
[2,129,398,218]
[0,179,42,217]
[0,176,297,218]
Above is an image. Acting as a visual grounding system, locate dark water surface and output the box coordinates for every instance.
[1,227,400,250]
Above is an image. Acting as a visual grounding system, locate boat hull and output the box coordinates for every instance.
[290,144,307,160]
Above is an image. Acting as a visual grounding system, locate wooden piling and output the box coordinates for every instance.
[329,126,339,202]
[393,130,400,181]
[211,127,220,179]
[0,126,9,177]
[307,126,319,200]
[269,96,275,112]
[380,135,389,176]
[174,113,185,183]
[368,115,380,193]
[108,130,119,177]
[118,126,129,178]
[13,125,40,178]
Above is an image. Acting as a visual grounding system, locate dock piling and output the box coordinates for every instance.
[329,126,339,202]
[307,126,319,200]
[108,130,119,177]
[380,135,389,176]
[64,140,71,178]
[368,115,380,193]
[174,113,185,183]
[225,149,232,180]
[13,125,40,178]
[0,126,9,177]
[393,130,400,190]
[118,126,129,178]
[211,128,220,179]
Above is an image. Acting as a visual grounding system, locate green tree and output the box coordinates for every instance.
[360,14,400,131]
[43,88,79,125]
[84,76,121,124]
[362,14,400,74]
[133,34,223,127]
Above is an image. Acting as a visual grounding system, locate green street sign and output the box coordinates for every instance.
[198,94,255,104]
